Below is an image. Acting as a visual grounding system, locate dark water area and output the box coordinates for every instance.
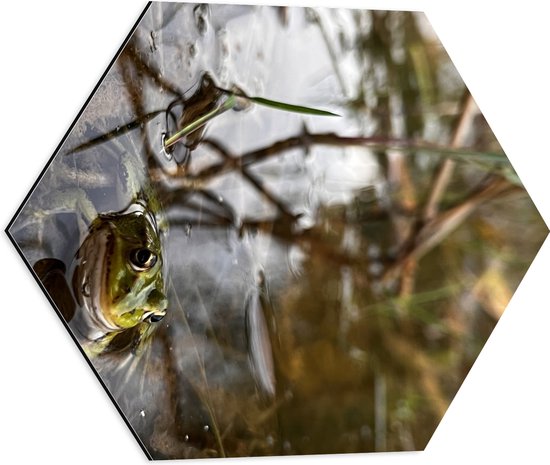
[9,3,547,459]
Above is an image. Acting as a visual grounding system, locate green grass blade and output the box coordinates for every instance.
[66,110,165,155]
[164,95,237,148]
[247,96,340,117]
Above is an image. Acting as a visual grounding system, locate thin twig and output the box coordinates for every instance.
[422,91,479,222]
[306,8,348,97]
[125,37,185,97]
[383,176,522,283]
[189,132,503,183]
[203,139,300,222]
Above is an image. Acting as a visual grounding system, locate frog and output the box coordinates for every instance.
[68,197,168,357]
[22,135,169,359]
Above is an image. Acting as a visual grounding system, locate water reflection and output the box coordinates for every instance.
[9,3,547,459]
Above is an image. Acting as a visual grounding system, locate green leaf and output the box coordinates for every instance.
[163,95,237,149]
[247,96,340,117]
[163,92,340,149]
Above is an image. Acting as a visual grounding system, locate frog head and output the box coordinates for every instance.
[72,200,168,344]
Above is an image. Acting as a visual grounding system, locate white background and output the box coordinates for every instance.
[1,1,549,463]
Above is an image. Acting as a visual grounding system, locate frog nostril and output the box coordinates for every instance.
[148,313,165,323]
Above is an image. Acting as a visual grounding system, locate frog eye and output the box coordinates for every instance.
[129,248,158,271]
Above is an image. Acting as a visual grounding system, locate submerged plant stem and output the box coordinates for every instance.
[164,95,237,149]
[189,132,506,183]
[164,92,339,151]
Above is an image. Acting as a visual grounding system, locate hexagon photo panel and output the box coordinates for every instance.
[6,2,547,460]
